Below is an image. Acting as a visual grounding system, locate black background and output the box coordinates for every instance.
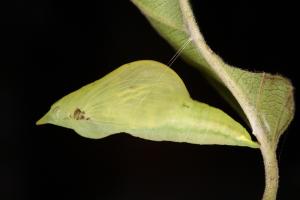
[2,0,299,200]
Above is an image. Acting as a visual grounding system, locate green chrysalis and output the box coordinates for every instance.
[37,60,258,148]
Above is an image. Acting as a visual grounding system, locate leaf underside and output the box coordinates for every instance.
[132,0,294,149]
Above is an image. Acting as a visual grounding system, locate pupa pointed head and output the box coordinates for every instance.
[35,90,83,129]
[36,103,74,129]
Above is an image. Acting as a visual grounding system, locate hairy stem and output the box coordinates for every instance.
[179,0,279,199]
[259,137,279,200]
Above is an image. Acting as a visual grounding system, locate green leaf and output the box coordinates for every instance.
[37,60,258,148]
[131,1,295,199]
[131,0,294,150]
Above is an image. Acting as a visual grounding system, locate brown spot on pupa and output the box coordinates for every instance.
[182,103,190,108]
[129,85,136,89]
[73,108,86,120]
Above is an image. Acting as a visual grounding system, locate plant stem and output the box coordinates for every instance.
[179,0,279,199]
[259,138,279,200]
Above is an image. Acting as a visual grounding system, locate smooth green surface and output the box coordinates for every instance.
[132,0,294,149]
[37,60,258,148]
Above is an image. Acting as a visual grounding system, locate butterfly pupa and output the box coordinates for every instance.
[36,60,259,148]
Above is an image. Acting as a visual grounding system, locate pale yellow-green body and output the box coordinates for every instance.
[37,60,258,148]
